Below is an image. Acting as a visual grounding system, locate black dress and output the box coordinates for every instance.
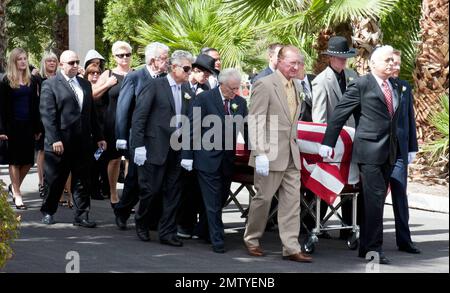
[0,76,41,165]
[102,71,125,161]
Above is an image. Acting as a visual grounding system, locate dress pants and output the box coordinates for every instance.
[41,149,91,218]
[177,169,204,233]
[244,157,302,256]
[390,158,413,248]
[196,166,231,249]
[358,162,393,256]
[115,149,163,228]
[136,148,182,240]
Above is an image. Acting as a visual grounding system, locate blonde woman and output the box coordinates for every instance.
[93,41,133,208]
[0,48,42,209]
[35,51,58,198]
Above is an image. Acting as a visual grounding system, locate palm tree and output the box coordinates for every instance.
[413,0,449,141]
[225,0,398,74]
[133,0,260,71]
[0,0,9,72]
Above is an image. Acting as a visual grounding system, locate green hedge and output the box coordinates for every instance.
[0,180,20,269]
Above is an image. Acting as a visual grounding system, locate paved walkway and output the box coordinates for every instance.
[1,165,448,273]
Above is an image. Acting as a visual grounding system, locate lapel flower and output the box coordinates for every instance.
[231,103,239,113]
[402,86,407,92]
[184,92,192,100]
[196,88,204,95]
[347,77,354,85]
[298,91,305,102]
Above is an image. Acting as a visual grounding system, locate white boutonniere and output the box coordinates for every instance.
[196,88,204,95]
[402,86,407,92]
[347,76,354,83]
[299,92,305,100]
[231,103,238,113]
[184,93,192,100]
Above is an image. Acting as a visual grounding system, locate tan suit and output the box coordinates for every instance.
[311,67,358,127]
[244,70,303,256]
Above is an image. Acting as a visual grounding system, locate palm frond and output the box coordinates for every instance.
[422,94,449,163]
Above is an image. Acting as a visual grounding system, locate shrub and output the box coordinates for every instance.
[0,179,20,269]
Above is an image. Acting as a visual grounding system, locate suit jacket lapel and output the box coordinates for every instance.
[57,72,80,108]
[389,77,401,113]
[75,76,89,110]
[326,67,343,101]
[272,74,292,121]
[212,87,226,116]
[180,85,192,115]
[162,77,176,114]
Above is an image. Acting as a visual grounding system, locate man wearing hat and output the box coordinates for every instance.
[311,36,359,240]
[177,54,217,239]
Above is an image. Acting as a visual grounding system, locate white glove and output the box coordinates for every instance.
[116,139,128,150]
[319,145,333,159]
[181,159,193,171]
[408,152,417,164]
[255,155,269,177]
[134,146,147,166]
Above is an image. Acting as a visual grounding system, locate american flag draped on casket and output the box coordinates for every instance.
[297,121,359,205]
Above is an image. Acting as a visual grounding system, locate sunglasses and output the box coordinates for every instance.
[66,60,80,66]
[115,53,132,58]
[177,65,192,73]
[88,71,101,75]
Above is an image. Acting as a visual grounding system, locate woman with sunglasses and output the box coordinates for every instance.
[92,41,133,209]
[0,48,42,210]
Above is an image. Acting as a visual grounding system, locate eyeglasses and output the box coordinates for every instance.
[88,71,101,75]
[115,53,132,59]
[223,83,240,91]
[177,65,192,73]
[66,60,80,66]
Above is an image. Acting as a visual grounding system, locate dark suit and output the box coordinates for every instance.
[131,75,190,240]
[182,87,248,249]
[40,71,103,218]
[176,82,211,235]
[322,73,401,256]
[114,67,157,224]
[389,79,418,248]
[297,74,315,122]
[250,67,273,84]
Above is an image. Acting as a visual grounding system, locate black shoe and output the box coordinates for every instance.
[136,225,150,241]
[160,236,183,247]
[399,244,421,254]
[212,246,225,253]
[42,213,55,225]
[115,216,127,230]
[73,217,97,228]
[378,253,391,265]
[364,252,391,264]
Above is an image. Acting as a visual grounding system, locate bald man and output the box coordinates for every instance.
[40,50,106,227]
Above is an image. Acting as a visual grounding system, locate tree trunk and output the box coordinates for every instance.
[53,0,69,57]
[351,17,383,76]
[0,0,9,73]
[413,0,449,142]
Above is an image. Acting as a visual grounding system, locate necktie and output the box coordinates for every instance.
[224,99,230,115]
[285,81,297,121]
[68,78,81,108]
[382,81,394,117]
[301,80,310,99]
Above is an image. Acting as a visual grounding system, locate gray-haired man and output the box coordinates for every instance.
[114,42,170,230]
[131,50,194,246]
[181,68,248,253]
